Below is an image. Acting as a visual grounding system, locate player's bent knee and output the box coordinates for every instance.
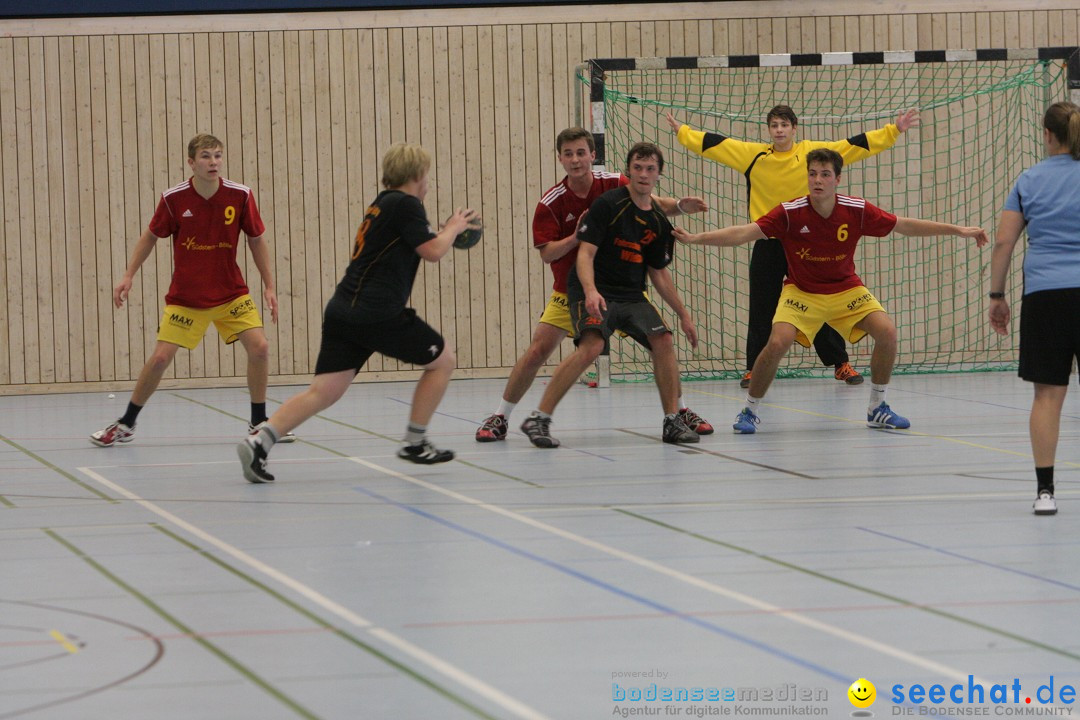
[428,345,456,370]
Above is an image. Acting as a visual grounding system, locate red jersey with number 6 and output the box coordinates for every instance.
[148,177,266,308]
[754,194,897,294]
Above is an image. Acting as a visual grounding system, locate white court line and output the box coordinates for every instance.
[347,456,1000,688]
[76,467,551,720]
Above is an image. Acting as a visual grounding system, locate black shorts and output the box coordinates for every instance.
[313,296,446,375]
[1018,288,1080,386]
[567,287,669,349]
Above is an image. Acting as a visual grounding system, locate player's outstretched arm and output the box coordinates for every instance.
[672,222,765,248]
[987,209,1026,336]
[665,111,683,134]
[417,207,480,262]
[653,195,708,217]
[892,217,989,247]
[114,228,160,309]
[895,108,920,133]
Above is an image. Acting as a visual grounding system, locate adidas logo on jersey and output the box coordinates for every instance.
[182,209,194,218]
[565,212,575,222]
[799,225,810,233]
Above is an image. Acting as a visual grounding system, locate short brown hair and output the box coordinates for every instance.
[625,141,664,174]
[806,148,842,175]
[381,143,431,189]
[556,127,595,153]
[766,105,798,127]
[187,133,223,159]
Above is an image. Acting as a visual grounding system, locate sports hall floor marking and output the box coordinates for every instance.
[47,629,80,654]
[43,527,321,720]
[687,388,1080,468]
[616,428,819,478]
[343,456,998,687]
[0,434,116,502]
[74,467,550,720]
[858,527,1080,594]
[613,509,1080,663]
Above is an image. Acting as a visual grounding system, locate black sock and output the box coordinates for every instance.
[251,402,267,426]
[120,402,143,428]
[1036,466,1054,495]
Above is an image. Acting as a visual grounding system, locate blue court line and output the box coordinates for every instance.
[858,527,1080,593]
[349,483,850,684]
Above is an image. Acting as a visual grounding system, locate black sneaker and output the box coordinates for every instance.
[662,415,700,444]
[398,439,455,464]
[237,437,274,483]
[520,412,560,448]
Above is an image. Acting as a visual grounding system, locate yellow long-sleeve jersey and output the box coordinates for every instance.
[675,123,901,221]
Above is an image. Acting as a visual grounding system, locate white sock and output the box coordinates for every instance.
[497,399,516,419]
[677,396,685,410]
[869,383,887,411]
[745,395,762,411]
[404,423,426,446]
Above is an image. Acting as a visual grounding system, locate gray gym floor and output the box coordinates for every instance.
[2,371,1078,719]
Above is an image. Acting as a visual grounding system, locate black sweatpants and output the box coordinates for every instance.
[745,237,849,371]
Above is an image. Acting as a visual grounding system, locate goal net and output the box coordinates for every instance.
[583,49,1077,381]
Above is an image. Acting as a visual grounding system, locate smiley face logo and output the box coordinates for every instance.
[847,678,876,708]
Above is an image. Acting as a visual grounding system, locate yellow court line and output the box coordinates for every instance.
[688,388,1080,468]
[48,629,79,654]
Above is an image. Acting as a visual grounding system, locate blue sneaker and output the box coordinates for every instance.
[867,402,910,429]
[732,407,760,434]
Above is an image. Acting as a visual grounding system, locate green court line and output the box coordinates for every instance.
[0,435,116,503]
[152,523,500,720]
[175,391,540,487]
[43,528,321,719]
[0,494,15,508]
[614,508,1080,663]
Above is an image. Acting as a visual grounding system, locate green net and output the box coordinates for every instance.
[586,57,1068,381]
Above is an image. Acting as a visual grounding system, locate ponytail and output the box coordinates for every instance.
[1043,101,1080,160]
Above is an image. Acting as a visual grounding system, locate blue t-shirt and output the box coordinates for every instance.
[1004,153,1080,294]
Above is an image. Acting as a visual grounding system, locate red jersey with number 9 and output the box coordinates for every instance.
[754,194,897,294]
[148,177,266,308]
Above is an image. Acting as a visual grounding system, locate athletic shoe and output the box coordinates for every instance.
[662,415,700,444]
[732,407,760,434]
[678,407,714,435]
[739,371,752,389]
[475,414,508,442]
[237,436,275,483]
[248,421,297,444]
[834,362,864,385]
[89,421,135,447]
[867,402,910,429]
[520,412,560,448]
[397,439,455,464]
[1033,491,1058,516]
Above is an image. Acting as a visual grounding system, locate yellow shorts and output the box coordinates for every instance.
[538,291,573,335]
[157,294,263,350]
[772,284,885,348]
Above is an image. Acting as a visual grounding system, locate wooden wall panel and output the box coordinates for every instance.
[1,3,1078,393]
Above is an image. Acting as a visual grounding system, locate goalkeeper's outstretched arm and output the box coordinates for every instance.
[892,217,988,247]
[672,222,767,248]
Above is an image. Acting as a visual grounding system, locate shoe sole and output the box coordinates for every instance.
[663,436,700,444]
[1034,508,1058,516]
[397,451,455,464]
[527,440,559,448]
[733,428,756,434]
[275,434,298,444]
[237,442,274,483]
[867,422,910,429]
[475,433,505,443]
[739,380,750,389]
[841,376,864,385]
[89,436,133,447]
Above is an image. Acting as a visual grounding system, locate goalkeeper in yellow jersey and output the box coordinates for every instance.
[667,106,919,388]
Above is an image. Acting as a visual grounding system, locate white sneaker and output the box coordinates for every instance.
[1033,491,1057,516]
[248,421,296,444]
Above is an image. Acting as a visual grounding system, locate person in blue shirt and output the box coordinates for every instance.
[989,101,1080,517]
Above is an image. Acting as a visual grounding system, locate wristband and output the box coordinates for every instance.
[676,198,687,214]
[988,292,1005,300]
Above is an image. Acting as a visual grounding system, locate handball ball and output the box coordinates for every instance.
[453,221,483,250]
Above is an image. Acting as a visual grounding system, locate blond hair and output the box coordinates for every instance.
[382,143,431,189]
[187,133,223,159]
[1043,101,1080,160]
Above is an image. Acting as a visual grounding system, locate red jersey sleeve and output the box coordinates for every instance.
[532,201,562,248]
[754,203,789,240]
[240,191,266,238]
[861,200,898,237]
[147,194,177,239]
